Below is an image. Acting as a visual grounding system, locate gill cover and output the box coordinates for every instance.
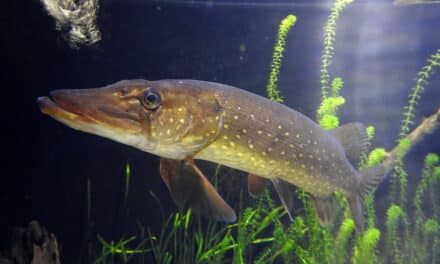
[143,80,224,159]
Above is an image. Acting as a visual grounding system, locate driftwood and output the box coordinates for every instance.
[382,107,440,170]
[0,220,60,264]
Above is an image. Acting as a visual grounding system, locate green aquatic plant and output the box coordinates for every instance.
[320,0,354,99]
[334,218,355,263]
[366,126,375,141]
[266,14,297,103]
[94,236,150,264]
[385,204,406,264]
[392,49,440,207]
[414,153,439,231]
[366,147,387,167]
[124,162,131,205]
[400,49,440,138]
[317,77,346,129]
[352,227,381,264]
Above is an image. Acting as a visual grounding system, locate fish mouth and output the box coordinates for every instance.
[37,92,95,124]
[37,88,142,133]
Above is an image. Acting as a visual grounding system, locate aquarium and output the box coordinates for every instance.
[2,0,440,263]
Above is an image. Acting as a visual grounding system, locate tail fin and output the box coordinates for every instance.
[348,165,389,232]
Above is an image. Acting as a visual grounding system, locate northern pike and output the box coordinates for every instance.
[38,79,388,231]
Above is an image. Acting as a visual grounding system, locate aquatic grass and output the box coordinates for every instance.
[334,218,355,263]
[317,77,346,129]
[124,162,131,205]
[399,49,440,138]
[352,227,381,264]
[94,235,151,264]
[385,204,406,264]
[320,0,354,100]
[391,48,440,209]
[266,14,297,103]
[414,153,439,233]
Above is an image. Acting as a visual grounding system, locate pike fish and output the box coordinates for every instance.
[38,79,388,231]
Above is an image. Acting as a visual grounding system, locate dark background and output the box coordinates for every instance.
[2,0,440,262]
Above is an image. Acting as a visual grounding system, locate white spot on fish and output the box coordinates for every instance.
[223,135,228,140]
[284,132,290,136]
[274,137,279,142]
[169,118,174,123]
[250,114,255,119]
[233,115,239,120]
[257,130,263,135]
[179,119,185,124]
[296,134,300,138]
[229,141,235,147]
[178,108,183,112]
[281,151,285,155]
[249,143,254,149]
[223,124,229,129]
[235,134,241,139]
[242,129,247,134]
[278,125,282,129]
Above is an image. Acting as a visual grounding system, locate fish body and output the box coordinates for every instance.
[38,79,387,231]
[194,81,356,197]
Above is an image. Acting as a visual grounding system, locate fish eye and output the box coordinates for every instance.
[142,90,161,110]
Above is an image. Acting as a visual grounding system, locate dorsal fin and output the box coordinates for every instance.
[248,174,268,198]
[330,122,369,167]
[159,158,236,222]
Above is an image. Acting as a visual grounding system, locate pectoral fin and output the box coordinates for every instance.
[248,174,268,198]
[159,158,236,222]
[271,177,294,221]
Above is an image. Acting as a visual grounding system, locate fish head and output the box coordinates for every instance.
[38,79,223,159]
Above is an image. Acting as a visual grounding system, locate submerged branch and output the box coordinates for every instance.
[382,107,440,170]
